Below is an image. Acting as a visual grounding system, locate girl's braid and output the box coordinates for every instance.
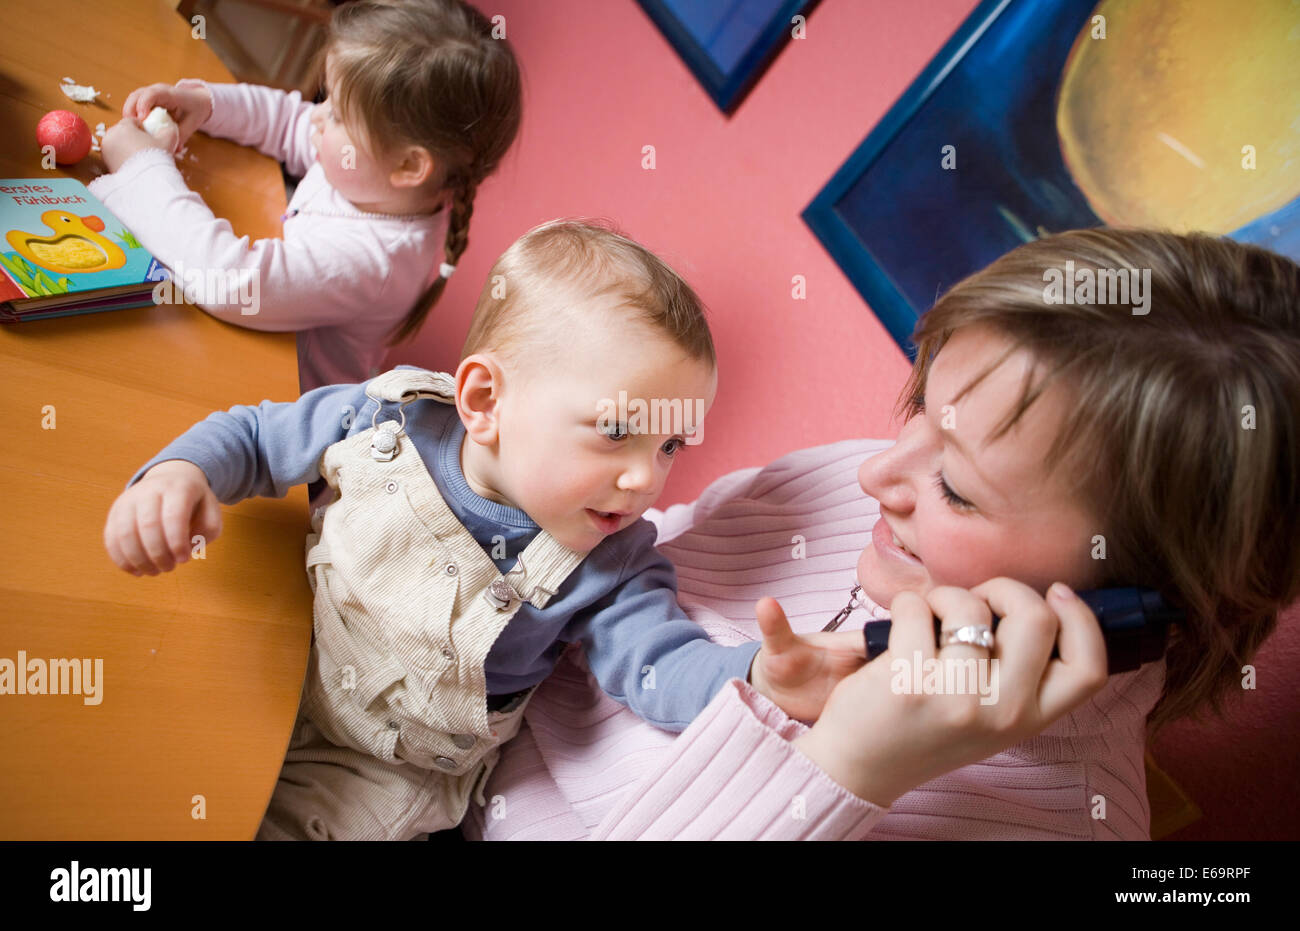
[443,168,479,268]
[385,166,480,346]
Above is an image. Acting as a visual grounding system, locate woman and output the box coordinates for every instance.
[463,229,1300,840]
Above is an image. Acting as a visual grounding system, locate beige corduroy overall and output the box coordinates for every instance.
[258,368,586,841]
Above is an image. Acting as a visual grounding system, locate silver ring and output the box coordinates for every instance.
[938,625,995,650]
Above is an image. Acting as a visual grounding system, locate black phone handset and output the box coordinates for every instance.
[861,587,1181,674]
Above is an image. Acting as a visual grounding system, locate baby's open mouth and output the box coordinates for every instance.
[586,509,627,532]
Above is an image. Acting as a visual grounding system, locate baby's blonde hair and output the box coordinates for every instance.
[319,0,522,346]
[461,218,717,374]
[900,229,1300,738]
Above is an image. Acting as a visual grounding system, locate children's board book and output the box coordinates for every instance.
[0,178,168,323]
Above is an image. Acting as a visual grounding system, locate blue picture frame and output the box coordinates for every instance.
[802,0,1300,359]
[803,0,1067,359]
[636,0,820,115]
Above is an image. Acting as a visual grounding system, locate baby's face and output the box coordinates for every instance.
[485,315,716,553]
[856,324,1105,607]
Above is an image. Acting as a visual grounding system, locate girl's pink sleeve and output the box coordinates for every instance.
[181,80,317,179]
[590,678,888,840]
[86,149,393,330]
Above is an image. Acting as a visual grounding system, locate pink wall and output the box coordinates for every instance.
[384,0,1297,840]
[386,0,980,506]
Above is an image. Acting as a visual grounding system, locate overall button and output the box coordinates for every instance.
[444,563,458,576]
[372,429,398,461]
[441,648,456,662]
[386,720,399,730]
[485,578,516,609]
[450,734,475,749]
[433,756,457,771]
[384,480,398,494]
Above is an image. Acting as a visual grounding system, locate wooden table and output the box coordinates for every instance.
[0,0,312,839]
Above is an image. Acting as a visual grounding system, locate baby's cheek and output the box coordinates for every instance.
[518,465,589,511]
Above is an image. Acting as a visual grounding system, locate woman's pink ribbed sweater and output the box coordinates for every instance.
[463,438,1163,840]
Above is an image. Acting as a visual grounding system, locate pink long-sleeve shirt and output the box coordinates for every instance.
[463,438,1164,840]
[87,82,449,392]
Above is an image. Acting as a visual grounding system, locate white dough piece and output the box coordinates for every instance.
[59,76,100,103]
[143,106,178,138]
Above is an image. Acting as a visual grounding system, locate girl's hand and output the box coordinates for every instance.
[100,118,171,172]
[748,597,867,722]
[121,81,213,152]
[103,460,223,576]
[792,578,1108,807]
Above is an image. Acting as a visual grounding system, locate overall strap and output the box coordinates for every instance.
[363,367,587,611]
[365,367,456,407]
[498,532,586,611]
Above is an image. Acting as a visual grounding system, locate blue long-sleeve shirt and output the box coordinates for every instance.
[126,367,760,732]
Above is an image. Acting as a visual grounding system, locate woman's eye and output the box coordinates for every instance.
[599,422,629,441]
[661,438,684,458]
[933,471,973,511]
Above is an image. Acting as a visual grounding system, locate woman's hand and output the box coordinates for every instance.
[749,597,866,722]
[103,460,223,575]
[121,81,213,153]
[792,578,1108,808]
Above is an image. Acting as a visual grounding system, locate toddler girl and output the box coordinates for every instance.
[91,0,522,392]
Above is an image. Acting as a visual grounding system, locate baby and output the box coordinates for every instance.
[91,0,522,392]
[102,219,862,840]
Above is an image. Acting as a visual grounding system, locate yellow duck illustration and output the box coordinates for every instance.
[6,210,127,275]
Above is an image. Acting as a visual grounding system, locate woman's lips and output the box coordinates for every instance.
[872,514,922,565]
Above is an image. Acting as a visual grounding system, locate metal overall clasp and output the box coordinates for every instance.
[368,393,416,461]
[483,555,538,611]
[484,577,520,610]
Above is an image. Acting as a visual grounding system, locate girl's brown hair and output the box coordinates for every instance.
[322,0,522,345]
[898,229,1300,737]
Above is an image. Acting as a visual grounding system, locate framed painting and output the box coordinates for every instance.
[636,0,820,114]
[803,0,1300,357]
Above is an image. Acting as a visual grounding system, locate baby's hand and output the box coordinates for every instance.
[748,597,867,723]
[103,460,223,576]
[121,81,213,153]
[100,118,171,172]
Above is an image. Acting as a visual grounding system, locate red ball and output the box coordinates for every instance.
[37,110,92,165]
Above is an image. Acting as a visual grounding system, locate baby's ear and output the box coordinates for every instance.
[455,355,502,445]
[390,144,437,189]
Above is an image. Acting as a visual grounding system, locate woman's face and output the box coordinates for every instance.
[856,324,1106,607]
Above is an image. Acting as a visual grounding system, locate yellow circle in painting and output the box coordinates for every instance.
[1056,0,1300,234]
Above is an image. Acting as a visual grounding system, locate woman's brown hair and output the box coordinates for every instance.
[322,0,523,345]
[898,229,1300,737]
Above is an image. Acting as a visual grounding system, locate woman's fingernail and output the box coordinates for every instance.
[1049,582,1075,602]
